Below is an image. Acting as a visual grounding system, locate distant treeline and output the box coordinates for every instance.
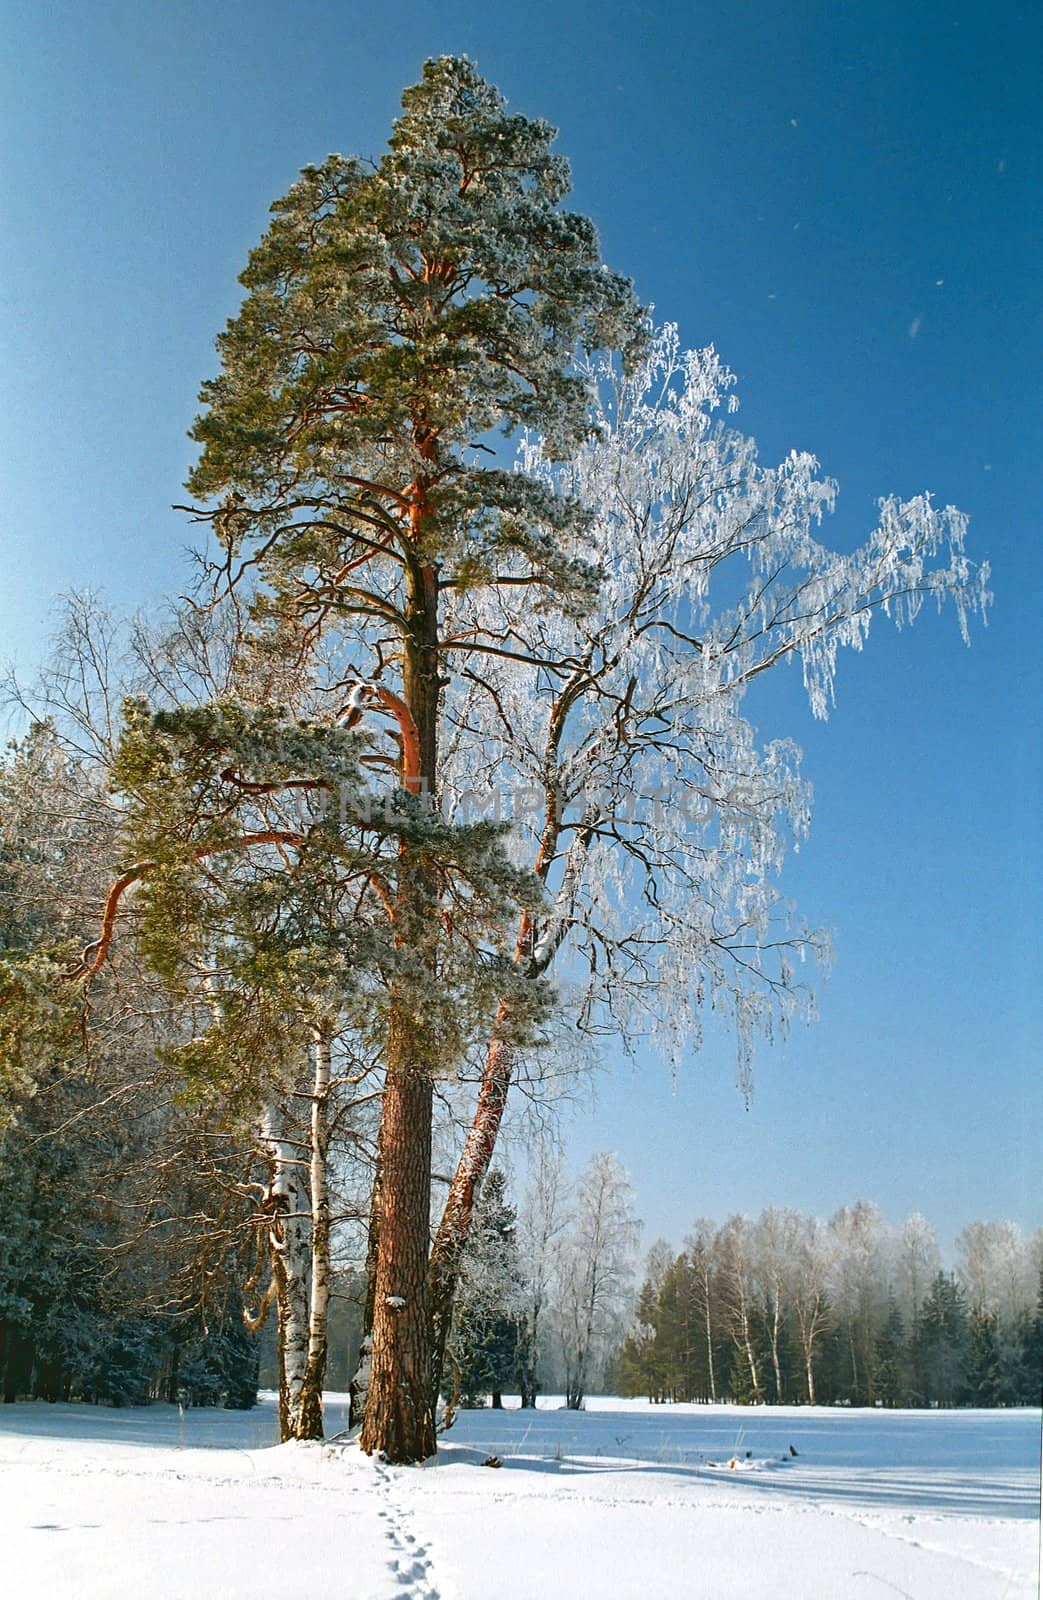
[614,1206,1043,1408]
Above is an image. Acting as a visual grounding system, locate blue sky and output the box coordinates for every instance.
[2,0,1039,1252]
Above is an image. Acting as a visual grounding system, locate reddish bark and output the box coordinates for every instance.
[359,1011,436,1462]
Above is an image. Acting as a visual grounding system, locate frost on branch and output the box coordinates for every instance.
[440,324,989,1089]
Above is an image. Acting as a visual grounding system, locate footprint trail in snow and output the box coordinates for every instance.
[374,1457,447,1600]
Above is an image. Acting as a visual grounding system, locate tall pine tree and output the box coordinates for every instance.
[180,56,644,1461]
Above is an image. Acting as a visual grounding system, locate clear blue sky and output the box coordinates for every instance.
[2,0,1039,1252]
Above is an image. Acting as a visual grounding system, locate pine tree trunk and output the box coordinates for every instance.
[359,557,441,1463]
[358,1010,436,1462]
[166,1340,181,1406]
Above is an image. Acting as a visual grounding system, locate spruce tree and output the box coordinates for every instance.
[875,1297,909,1408]
[452,1169,521,1409]
[1017,1269,1043,1406]
[656,1256,700,1403]
[968,1310,1002,1407]
[914,1272,972,1407]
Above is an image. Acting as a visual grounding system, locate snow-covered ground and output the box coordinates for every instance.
[1,1394,1038,1598]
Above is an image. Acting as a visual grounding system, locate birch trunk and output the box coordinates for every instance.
[426,810,595,1408]
[348,1157,381,1429]
[796,1300,823,1404]
[769,1297,783,1403]
[703,1293,717,1403]
[516,1293,542,1408]
[294,1027,332,1441]
[738,1294,761,1402]
[262,1104,310,1442]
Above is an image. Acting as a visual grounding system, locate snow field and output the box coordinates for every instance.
[0,1396,1038,1599]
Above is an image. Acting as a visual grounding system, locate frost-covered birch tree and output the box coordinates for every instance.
[428,323,989,1393]
[514,1140,568,1408]
[752,1207,804,1404]
[716,1215,764,1402]
[555,1152,639,1408]
[956,1221,1032,1326]
[828,1201,891,1403]
[895,1212,942,1325]
[684,1219,722,1403]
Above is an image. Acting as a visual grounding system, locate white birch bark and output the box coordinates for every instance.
[261,1102,310,1442]
[292,1027,332,1439]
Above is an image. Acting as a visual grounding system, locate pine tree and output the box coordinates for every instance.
[179,55,644,1463]
[175,1297,260,1410]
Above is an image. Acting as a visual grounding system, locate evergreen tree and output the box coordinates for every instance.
[1016,1269,1043,1406]
[655,1255,701,1402]
[452,1170,522,1409]
[618,1253,672,1403]
[617,1244,729,1404]
[914,1273,971,1407]
[176,54,644,1463]
[174,1298,260,1410]
[616,1303,662,1403]
[968,1310,1003,1407]
[875,1297,909,1408]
